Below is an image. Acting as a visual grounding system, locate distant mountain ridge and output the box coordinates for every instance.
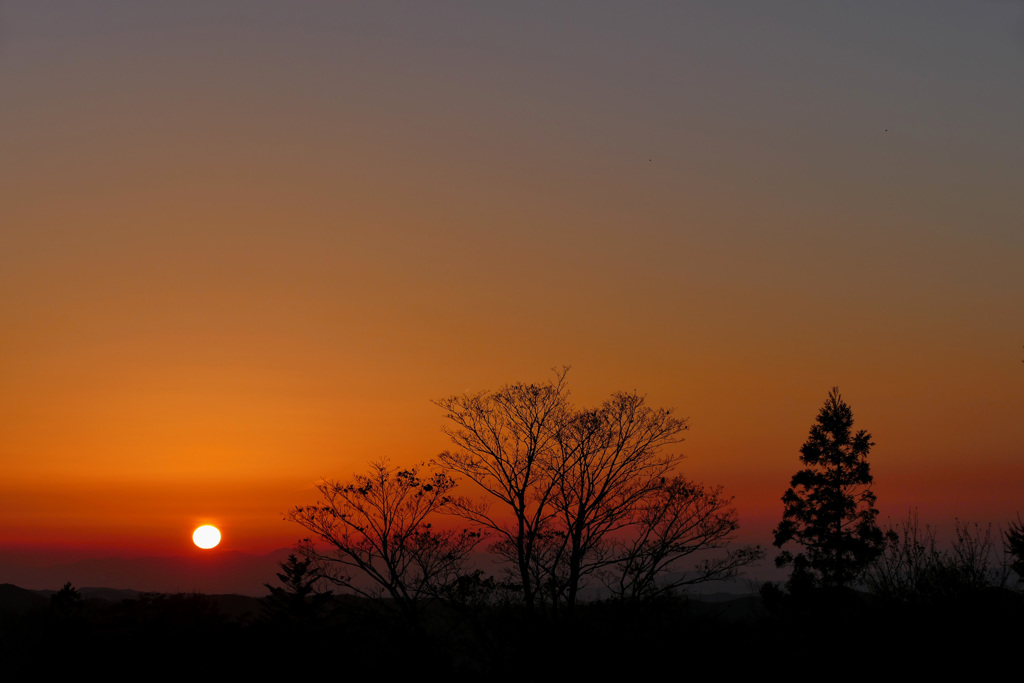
[0,548,295,597]
[0,547,765,601]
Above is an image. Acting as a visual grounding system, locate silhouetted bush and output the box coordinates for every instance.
[867,512,1012,604]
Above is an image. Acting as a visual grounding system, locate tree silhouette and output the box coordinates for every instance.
[262,554,333,627]
[773,387,884,590]
[434,368,571,610]
[288,460,481,620]
[1006,516,1024,582]
[437,369,757,609]
[608,476,764,600]
[546,391,689,608]
[50,581,82,618]
[867,511,1011,602]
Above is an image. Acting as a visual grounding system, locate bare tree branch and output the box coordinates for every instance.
[287,460,482,619]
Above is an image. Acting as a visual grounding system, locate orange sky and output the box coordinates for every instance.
[2,3,1022,563]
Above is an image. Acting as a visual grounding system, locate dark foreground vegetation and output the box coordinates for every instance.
[2,578,1023,676]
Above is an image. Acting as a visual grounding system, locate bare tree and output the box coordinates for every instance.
[607,477,764,600]
[436,370,758,610]
[547,392,689,609]
[287,460,480,620]
[1006,515,1024,582]
[433,368,570,610]
[866,511,1012,602]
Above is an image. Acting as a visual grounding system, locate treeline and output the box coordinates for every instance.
[4,556,1021,675]
[0,576,781,675]
[287,371,1024,614]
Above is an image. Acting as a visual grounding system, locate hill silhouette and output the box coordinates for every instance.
[0,548,294,596]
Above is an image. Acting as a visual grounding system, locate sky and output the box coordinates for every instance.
[2,1,1023,574]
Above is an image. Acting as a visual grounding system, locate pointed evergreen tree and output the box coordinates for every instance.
[50,581,83,618]
[262,554,333,627]
[773,387,884,590]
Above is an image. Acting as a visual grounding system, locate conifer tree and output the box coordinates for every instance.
[773,387,884,590]
[262,554,333,627]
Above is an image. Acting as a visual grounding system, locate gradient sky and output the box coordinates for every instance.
[2,1,1022,563]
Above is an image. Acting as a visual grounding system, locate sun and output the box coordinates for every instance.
[192,525,221,549]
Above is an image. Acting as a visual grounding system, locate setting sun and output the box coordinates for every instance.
[192,525,221,549]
